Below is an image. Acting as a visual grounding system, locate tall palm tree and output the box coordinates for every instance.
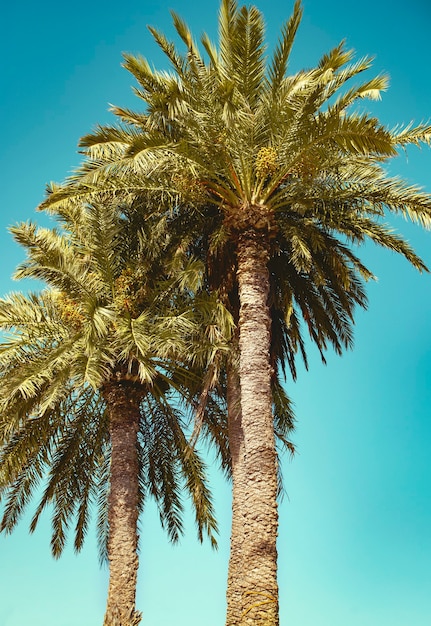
[39,1,431,624]
[0,201,230,625]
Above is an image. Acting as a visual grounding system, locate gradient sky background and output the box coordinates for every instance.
[1,1,431,625]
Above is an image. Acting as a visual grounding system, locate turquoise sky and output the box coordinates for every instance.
[1,1,431,625]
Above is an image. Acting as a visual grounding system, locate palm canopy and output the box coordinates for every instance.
[50,5,427,205]
[42,0,431,357]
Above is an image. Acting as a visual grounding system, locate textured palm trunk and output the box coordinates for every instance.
[233,230,279,626]
[102,381,143,626]
[225,346,246,626]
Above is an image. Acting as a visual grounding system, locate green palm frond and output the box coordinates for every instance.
[267,0,302,96]
[392,122,431,148]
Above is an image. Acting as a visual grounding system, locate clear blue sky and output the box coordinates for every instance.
[1,1,431,625]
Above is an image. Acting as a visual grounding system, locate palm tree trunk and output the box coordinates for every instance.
[234,231,279,626]
[102,381,143,626]
[226,345,246,626]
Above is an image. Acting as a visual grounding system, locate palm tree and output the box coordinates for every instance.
[39,1,431,623]
[0,200,230,625]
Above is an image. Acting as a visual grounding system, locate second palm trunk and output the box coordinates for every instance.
[103,381,143,626]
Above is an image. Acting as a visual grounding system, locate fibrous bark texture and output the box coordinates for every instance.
[232,230,279,626]
[102,381,144,626]
[226,347,246,626]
